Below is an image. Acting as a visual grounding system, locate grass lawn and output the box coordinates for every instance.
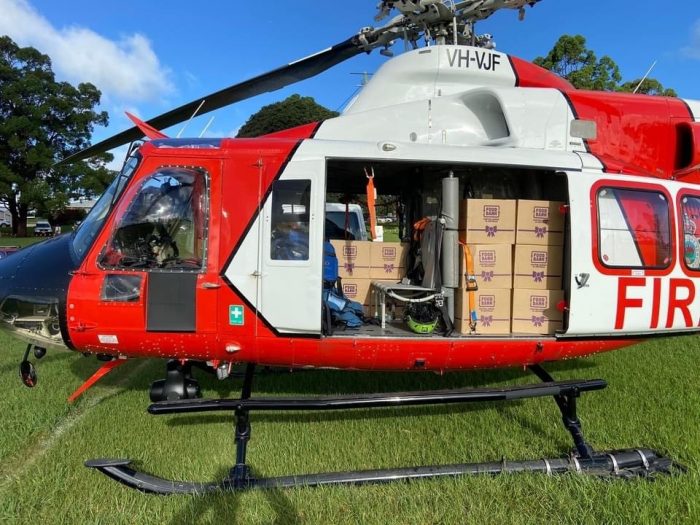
[0,236,699,523]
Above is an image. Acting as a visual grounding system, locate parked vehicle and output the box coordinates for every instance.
[325,203,368,241]
[33,221,53,236]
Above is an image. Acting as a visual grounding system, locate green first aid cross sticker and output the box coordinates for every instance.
[229,305,245,326]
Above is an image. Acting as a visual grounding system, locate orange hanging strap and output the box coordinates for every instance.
[412,217,431,241]
[461,243,478,333]
[365,167,377,240]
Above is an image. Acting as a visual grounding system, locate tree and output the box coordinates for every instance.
[533,35,622,91]
[0,36,111,235]
[618,78,677,97]
[534,34,675,97]
[237,94,339,138]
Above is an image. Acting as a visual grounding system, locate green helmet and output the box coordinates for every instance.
[405,304,439,334]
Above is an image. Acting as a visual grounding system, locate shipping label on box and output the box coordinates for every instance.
[340,278,373,313]
[511,289,564,335]
[513,244,563,290]
[330,240,371,278]
[516,200,565,246]
[369,242,409,280]
[462,244,512,289]
[455,288,512,335]
[458,199,516,244]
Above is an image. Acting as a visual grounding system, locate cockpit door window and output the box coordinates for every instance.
[99,167,208,271]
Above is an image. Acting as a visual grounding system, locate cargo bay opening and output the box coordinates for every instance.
[321,159,570,339]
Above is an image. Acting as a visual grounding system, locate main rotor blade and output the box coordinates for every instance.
[60,37,364,165]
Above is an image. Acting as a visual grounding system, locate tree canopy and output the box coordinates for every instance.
[0,36,112,235]
[534,34,675,95]
[236,94,339,138]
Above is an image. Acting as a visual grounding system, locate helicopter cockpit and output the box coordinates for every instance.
[99,167,208,271]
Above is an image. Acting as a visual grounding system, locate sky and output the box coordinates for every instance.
[1,0,699,167]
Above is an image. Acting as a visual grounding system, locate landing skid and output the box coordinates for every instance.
[86,364,681,495]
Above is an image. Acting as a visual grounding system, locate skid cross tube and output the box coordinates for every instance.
[86,365,678,494]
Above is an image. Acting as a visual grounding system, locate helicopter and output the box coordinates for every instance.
[2,0,698,493]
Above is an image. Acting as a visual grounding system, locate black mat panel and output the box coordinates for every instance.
[147,272,197,332]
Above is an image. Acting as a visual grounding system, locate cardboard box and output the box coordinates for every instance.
[340,278,372,313]
[513,244,563,290]
[511,289,564,335]
[459,199,516,244]
[516,200,565,246]
[461,244,512,289]
[369,242,409,280]
[330,240,371,278]
[455,288,512,335]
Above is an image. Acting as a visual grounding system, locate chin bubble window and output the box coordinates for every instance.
[270,179,311,261]
[100,167,208,271]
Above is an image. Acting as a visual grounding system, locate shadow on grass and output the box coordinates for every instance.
[167,466,301,525]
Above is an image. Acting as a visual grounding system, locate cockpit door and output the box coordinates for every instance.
[258,158,324,334]
[67,160,219,353]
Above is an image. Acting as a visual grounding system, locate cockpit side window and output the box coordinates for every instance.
[99,167,208,271]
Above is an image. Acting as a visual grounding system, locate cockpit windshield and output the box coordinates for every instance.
[71,154,140,261]
[99,167,208,271]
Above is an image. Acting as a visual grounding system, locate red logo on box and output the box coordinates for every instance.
[531,251,548,265]
[533,206,549,222]
[530,296,548,310]
[382,247,396,259]
[343,246,357,258]
[479,295,496,309]
[483,205,500,220]
[479,250,496,265]
[343,284,358,296]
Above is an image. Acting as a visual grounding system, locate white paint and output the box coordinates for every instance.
[683,99,700,121]
[345,46,516,115]
[566,172,700,336]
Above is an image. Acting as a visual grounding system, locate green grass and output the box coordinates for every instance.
[1,235,699,522]
[0,333,699,524]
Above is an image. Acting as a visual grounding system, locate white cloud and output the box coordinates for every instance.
[682,19,700,59]
[0,0,173,102]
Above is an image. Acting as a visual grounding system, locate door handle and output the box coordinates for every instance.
[201,282,221,289]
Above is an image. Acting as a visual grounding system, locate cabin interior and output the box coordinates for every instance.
[319,159,571,339]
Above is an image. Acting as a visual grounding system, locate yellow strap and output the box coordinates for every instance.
[461,243,478,332]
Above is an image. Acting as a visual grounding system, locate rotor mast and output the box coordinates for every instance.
[359,0,542,54]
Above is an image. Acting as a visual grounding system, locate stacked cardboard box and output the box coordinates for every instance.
[511,200,565,335]
[330,240,409,315]
[455,199,516,335]
[454,198,567,336]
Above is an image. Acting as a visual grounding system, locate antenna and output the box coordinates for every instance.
[198,116,215,138]
[633,60,657,94]
[176,99,206,138]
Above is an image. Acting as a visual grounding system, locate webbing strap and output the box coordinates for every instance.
[365,167,377,240]
[461,243,478,332]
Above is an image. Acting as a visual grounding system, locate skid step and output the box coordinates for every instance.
[148,378,607,414]
[86,449,679,495]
